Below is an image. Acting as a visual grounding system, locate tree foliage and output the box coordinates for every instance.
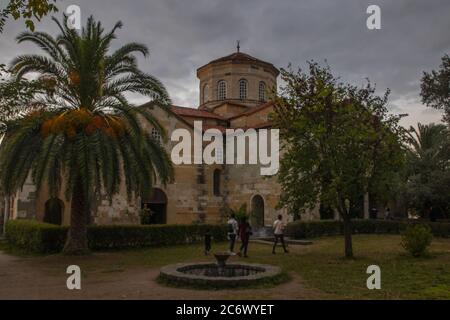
[421,54,450,124]
[0,15,173,254]
[0,0,58,33]
[0,70,45,127]
[273,62,406,257]
[404,123,450,219]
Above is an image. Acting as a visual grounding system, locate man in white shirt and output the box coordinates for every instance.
[272,215,288,254]
[227,214,239,253]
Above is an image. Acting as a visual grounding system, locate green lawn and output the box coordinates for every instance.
[1,235,449,299]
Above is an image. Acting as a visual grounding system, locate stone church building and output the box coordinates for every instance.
[1,50,325,229]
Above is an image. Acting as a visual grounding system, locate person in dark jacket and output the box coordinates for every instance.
[238,217,252,258]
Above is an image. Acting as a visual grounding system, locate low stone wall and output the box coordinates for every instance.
[159,262,282,288]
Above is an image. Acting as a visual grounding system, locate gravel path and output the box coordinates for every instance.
[0,250,326,300]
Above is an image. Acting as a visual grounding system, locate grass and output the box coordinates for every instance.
[1,234,450,299]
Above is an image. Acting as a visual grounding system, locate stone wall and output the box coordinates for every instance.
[14,176,36,220]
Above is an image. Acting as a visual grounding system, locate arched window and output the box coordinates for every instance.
[217,80,227,100]
[213,169,221,196]
[203,84,209,104]
[216,147,224,164]
[259,81,266,102]
[151,127,162,143]
[239,79,248,100]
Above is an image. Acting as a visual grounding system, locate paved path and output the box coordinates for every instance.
[0,250,326,300]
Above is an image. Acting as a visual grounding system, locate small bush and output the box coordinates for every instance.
[5,220,227,253]
[401,224,433,257]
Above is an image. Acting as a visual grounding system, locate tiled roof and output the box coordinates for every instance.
[170,105,226,120]
[203,123,272,133]
[229,101,274,120]
[198,51,279,76]
[202,124,227,133]
[209,52,267,64]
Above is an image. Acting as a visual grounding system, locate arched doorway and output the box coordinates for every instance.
[44,198,64,225]
[141,188,167,224]
[251,195,265,228]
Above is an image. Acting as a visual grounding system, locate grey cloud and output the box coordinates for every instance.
[1,0,448,128]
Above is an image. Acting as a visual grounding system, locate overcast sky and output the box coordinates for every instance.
[1,0,449,128]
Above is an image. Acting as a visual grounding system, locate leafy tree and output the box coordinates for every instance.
[404,123,450,219]
[273,63,405,258]
[0,0,58,32]
[0,16,173,254]
[421,54,450,124]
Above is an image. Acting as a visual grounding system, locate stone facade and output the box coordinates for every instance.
[5,50,323,228]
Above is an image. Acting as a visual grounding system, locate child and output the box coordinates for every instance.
[204,229,212,255]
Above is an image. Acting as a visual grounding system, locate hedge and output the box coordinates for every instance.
[5,220,227,253]
[4,220,67,253]
[286,219,450,239]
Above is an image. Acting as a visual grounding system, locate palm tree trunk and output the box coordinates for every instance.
[2,196,10,235]
[63,178,89,255]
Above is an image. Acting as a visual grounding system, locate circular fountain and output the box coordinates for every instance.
[159,252,282,288]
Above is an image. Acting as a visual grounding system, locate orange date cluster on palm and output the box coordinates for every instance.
[40,108,126,139]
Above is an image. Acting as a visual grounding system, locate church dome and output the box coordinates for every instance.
[201,52,279,77]
[197,50,279,112]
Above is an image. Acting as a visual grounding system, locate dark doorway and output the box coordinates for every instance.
[44,198,64,225]
[320,204,334,220]
[141,188,167,225]
[251,195,265,228]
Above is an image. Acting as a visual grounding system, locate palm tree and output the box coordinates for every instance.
[405,123,449,219]
[0,15,173,254]
[406,123,448,170]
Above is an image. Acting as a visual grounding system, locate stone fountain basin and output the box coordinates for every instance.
[159,262,282,288]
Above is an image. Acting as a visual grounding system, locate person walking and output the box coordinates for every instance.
[227,214,238,253]
[384,207,391,220]
[238,217,252,258]
[272,215,288,254]
[370,207,378,220]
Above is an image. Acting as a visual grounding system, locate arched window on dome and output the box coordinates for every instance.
[217,80,227,100]
[259,81,267,102]
[203,84,209,104]
[239,79,248,100]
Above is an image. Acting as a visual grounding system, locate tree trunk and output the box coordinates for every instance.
[343,216,353,258]
[63,179,89,255]
[2,196,10,235]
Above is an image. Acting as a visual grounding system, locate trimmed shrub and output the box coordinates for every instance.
[5,219,67,253]
[5,220,227,253]
[401,224,433,257]
[287,219,450,239]
[87,224,227,250]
